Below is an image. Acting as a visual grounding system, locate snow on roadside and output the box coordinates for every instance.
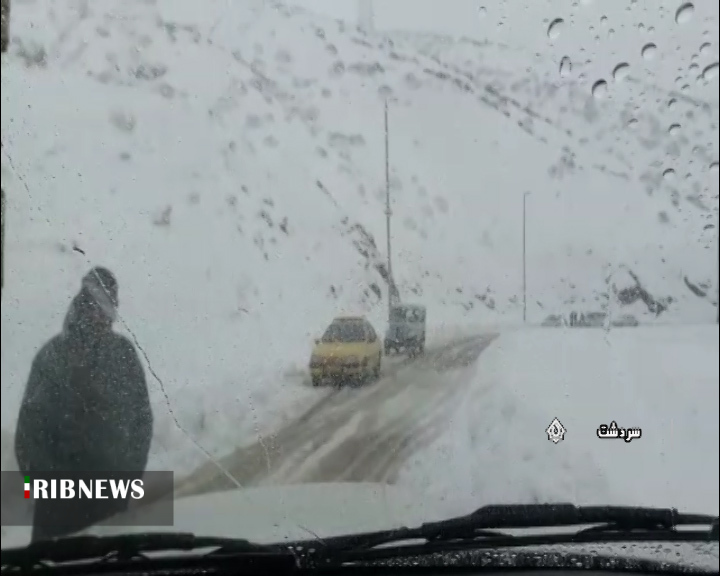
[147,368,326,476]
[399,325,719,517]
[425,321,523,348]
[0,363,325,478]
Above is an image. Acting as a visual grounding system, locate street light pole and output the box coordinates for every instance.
[358,0,374,33]
[385,99,393,321]
[523,191,530,324]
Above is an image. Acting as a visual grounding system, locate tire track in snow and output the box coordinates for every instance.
[174,336,479,496]
[306,338,490,484]
[294,333,483,424]
[173,335,496,499]
[337,383,465,483]
[199,353,432,484]
[172,354,419,498]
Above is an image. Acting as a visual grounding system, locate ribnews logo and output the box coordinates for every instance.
[3,471,175,528]
[23,475,145,500]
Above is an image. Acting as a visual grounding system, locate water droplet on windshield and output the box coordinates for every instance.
[613,62,630,81]
[668,123,681,136]
[699,42,713,57]
[592,79,608,98]
[702,62,719,81]
[663,168,676,181]
[547,18,565,40]
[638,23,645,32]
[478,6,487,17]
[675,3,695,25]
[628,118,639,129]
[710,161,719,174]
[642,43,658,60]
[560,56,573,78]
[668,98,677,109]
[600,16,609,26]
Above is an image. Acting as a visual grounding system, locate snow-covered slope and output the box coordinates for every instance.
[401,324,719,517]
[1,0,718,469]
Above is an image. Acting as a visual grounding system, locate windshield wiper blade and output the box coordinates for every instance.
[0,531,291,568]
[299,503,718,560]
[420,503,718,537]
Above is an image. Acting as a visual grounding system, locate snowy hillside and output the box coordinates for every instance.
[1,0,718,469]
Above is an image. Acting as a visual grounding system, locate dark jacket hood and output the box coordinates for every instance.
[62,267,119,344]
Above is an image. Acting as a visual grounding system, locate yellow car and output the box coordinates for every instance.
[310,316,382,387]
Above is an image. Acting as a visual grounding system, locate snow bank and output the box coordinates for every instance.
[425,321,522,348]
[400,325,719,516]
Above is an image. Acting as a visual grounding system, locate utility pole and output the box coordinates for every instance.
[358,0,374,33]
[523,191,530,324]
[385,99,393,321]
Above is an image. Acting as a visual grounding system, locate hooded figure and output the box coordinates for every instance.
[14,267,153,542]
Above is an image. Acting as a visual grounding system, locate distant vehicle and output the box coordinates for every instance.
[570,311,607,327]
[309,316,382,388]
[584,312,607,327]
[611,314,639,327]
[384,304,426,357]
[541,314,566,327]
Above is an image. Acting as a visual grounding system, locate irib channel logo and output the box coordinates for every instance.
[3,471,174,528]
[23,476,145,500]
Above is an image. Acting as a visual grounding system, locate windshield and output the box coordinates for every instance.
[1,0,718,565]
[321,321,366,343]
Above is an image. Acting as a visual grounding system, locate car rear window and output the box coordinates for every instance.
[322,321,366,343]
[391,308,425,322]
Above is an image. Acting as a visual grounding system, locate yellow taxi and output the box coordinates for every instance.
[310,316,382,387]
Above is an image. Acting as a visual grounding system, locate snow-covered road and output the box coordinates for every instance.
[2,324,717,549]
[173,334,496,499]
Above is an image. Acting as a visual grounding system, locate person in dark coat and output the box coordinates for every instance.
[14,267,153,542]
